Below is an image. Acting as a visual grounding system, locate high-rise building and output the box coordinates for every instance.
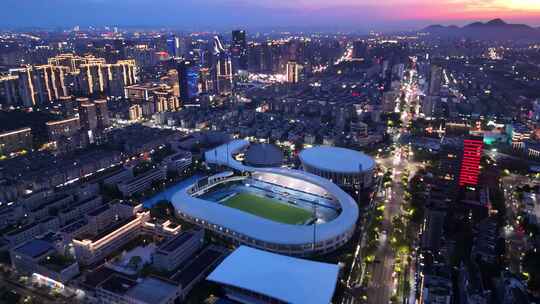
[79,102,98,131]
[48,53,94,73]
[46,117,81,143]
[47,54,136,98]
[59,96,75,117]
[167,35,179,58]
[429,65,443,95]
[0,75,20,108]
[94,99,110,130]
[353,40,367,59]
[129,104,143,121]
[198,67,213,94]
[422,95,440,118]
[286,60,300,84]
[176,60,199,103]
[9,65,70,107]
[231,30,248,73]
[212,36,233,95]
[459,136,484,187]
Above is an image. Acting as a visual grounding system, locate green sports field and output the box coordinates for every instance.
[223,192,313,225]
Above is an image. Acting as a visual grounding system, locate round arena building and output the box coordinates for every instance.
[299,146,376,189]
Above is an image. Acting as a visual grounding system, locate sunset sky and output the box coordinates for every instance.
[2,0,540,30]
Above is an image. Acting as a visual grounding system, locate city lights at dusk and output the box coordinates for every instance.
[1,1,540,304]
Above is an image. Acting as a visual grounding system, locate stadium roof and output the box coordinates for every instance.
[207,246,339,304]
[172,140,359,246]
[299,146,375,174]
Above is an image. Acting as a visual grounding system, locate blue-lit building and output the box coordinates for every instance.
[167,35,179,58]
[176,59,199,102]
[231,30,248,73]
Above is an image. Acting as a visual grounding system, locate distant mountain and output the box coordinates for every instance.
[422,18,540,41]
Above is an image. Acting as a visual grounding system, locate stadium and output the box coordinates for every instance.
[299,146,376,189]
[172,140,359,256]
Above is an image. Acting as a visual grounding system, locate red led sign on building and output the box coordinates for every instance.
[459,138,484,186]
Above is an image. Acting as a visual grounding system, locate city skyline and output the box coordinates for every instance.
[1,0,540,31]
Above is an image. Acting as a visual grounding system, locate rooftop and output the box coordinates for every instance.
[207,246,339,304]
[13,239,53,258]
[299,146,375,173]
[245,143,284,167]
[171,247,224,286]
[159,231,196,253]
[100,274,136,295]
[125,277,177,303]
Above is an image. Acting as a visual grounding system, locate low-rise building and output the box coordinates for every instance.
[117,167,166,197]
[162,151,192,175]
[10,238,79,284]
[0,127,33,156]
[72,208,149,265]
[154,229,204,272]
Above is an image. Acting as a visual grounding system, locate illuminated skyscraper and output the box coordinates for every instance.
[286,60,300,84]
[429,65,443,95]
[0,75,20,108]
[94,99,110,130]
[353,40,367,59]
[212,36,233,95]
[459,136,484,187]
[10,65,69,107]
[176,60,199,103]
[167,35,179,58]
[231,30,248,73]
[79,101,97,130]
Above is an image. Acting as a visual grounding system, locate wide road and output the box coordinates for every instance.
[367,145,417,304]
[501,174,538,274]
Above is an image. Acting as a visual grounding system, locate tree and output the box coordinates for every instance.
[128,256,143,270]
[150,200,175,220]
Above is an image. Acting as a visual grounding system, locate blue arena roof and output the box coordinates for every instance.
[207,246,339,304]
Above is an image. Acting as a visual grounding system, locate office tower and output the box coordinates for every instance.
[353,40,367,59]
[459,136,484,187]
[286,60,299,84]
[167,35,178,58]
[212,36,233,94]
[429,65,443,95]
[94,99,110,130]
[198,67,212,94]
[176,60,199,103]
[422,95,440,118]
[178,36,192,58]
[125,45,160,68]
[231,30,248,73]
